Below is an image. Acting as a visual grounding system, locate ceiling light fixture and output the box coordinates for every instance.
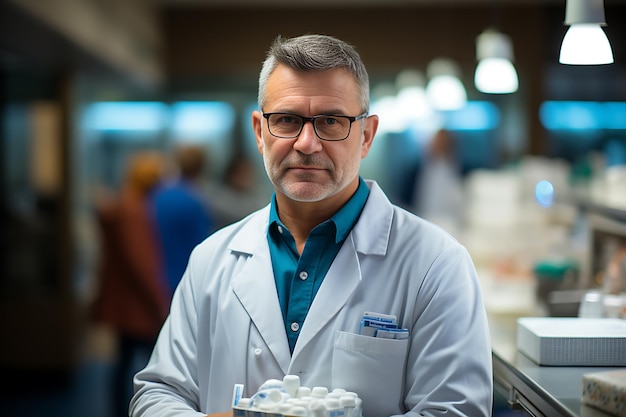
[559,0,613,65]
[474,28,519,94]
[426,58,467,111]
[395,69,432,123]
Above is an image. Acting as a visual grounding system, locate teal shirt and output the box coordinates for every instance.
[267,178,370,353]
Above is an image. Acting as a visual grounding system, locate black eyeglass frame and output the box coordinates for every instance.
[261,112,368,142]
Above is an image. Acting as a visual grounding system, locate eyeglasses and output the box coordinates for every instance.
[262,112,367,142]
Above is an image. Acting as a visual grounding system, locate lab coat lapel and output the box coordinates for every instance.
[292,235,361,360]
[230,217,291,374]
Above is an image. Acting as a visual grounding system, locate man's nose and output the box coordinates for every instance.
[293,121,323,153]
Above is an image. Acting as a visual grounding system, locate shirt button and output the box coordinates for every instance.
[254,348,263,356]
[299,271,308,280]
[277,225,284,234]
[290,322,300,332]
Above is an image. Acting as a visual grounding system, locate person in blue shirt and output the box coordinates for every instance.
[152,145,215,295]
[132,34,492,417]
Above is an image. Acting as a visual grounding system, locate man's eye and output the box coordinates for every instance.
[321,117,338,125]
[276,115,299,124]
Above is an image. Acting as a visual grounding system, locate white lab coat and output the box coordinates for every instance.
[131,180,492,417]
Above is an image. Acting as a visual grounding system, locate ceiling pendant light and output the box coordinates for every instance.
[474,28,519,94]
[426,58,467,111]
[395,68,432,123]
[559,0,613,65]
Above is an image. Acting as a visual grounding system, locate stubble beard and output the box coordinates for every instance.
[263,153,343,203]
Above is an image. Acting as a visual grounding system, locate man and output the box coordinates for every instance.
[131,34,492,417]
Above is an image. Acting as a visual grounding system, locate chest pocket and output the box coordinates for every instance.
[333,330,409,417]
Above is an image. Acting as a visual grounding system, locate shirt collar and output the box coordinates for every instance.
[268,177,370,244]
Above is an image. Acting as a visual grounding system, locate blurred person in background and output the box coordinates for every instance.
[205,152,268,228]
[92,150,170,417]
[153,144,216,294]
[412,128,464,235]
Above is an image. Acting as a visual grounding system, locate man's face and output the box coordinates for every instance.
[252,65,378,205]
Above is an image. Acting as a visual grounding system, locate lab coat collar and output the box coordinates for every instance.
[351,180,393,256]
[228,180,393,257]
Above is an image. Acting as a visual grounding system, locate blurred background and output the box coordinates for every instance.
[1,0,626,416]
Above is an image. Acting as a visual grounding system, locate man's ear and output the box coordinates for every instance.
[361,114,379,159]
[252,111,264,155]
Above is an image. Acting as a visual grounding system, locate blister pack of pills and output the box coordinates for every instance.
[232,375,362,417]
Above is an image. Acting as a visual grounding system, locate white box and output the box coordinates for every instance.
[516,317,626,366]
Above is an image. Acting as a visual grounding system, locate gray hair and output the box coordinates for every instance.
[257,34,370,113]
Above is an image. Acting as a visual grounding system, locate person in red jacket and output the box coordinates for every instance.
[92,150,170,417]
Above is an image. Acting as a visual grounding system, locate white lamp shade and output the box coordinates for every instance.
[395,68,431,123]
[475,58,519,94]
[559,23,614,64]
[426,75,467,111]
[426,58,467,111]
[474,29,519,94]
[397,86,432,121]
